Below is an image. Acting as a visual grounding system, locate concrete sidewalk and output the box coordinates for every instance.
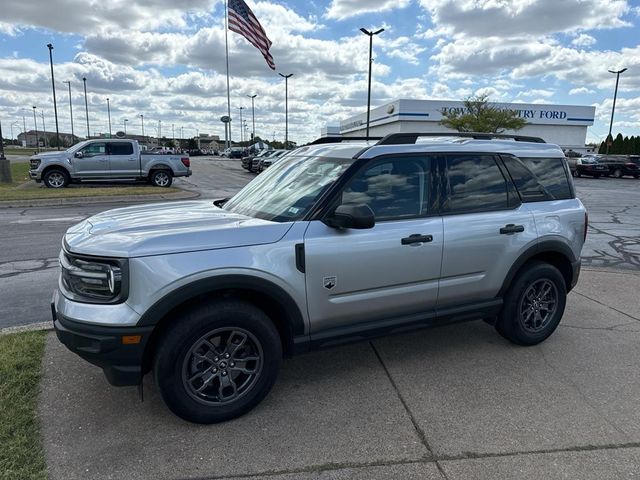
[38,269,640,480]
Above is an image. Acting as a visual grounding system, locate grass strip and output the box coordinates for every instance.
[0,330,48,480]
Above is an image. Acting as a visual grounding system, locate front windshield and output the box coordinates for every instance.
[66,140,90,153]
[224,155,354,222]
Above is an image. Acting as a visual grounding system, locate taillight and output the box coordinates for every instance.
[584,211,588,242]
[181,157,190,168]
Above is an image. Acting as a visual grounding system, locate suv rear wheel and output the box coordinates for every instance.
[496,261,566,345]
[153,300,282,424]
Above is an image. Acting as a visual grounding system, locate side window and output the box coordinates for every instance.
[79,143,106,157]
[109,143,134,155]
[339,156,431,221]
[519,157,573,200]
[501,155,549,202]
[443,155,510,214]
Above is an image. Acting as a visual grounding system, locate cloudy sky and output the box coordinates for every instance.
[1,0,639,145]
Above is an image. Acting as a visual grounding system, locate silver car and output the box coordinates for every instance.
[53,133,587,423]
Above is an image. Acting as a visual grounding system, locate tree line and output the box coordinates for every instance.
[597,133,640,155]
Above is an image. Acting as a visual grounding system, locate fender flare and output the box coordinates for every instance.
[498,240,577,297]
[137,274,305,337]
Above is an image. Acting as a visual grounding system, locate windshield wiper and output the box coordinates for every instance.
[213,197,230,207]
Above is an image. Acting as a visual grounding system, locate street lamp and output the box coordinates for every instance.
[123,118,128,134]
[360,27,384,138]
[138,114,145,138]
[278,73,293,149]
[605,67,627,155]
[32,106,39,152]
[63,81,74,140]
[82,77,90,138]
[10,121,20,142]
[106,98,112,137]
[40,110,47,148]
[247,94,257,142]
[47,43,61,150]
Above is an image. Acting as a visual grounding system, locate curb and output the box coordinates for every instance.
[0,188,200,209]
[0,321,53,336]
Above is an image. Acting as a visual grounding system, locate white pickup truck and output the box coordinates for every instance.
[29,139,192,188]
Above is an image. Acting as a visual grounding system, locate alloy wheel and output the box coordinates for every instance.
[518,279,558,333]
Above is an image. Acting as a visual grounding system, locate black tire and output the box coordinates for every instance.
[571,169,578,177]
[612,169,622,178]
[576,170,581,177]
[150,169,173,187]
[495,261,566,346]
[594,174,601,179]
[43,168,70,188]
[154,300,282,424]
[634,174,639,179]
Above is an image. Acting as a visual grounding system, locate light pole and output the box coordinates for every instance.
[605,67,627,155]
[238,107,245,146]
[47,44,61,150]
[10,121,20,141]
[123,118,128,134]
[247,94,257,142]
[40,111,47,148]
[82,77,90,138]
[106,98,112,137]
[32,106,39,152]
[158,120,162,140]
[0,120,11,183]
[360,27,384,138]
[278,73,293,149]
[63,81,74,140]
[138,114,145,138]
[22,114,27,146]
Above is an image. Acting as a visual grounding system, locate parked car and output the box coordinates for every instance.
[29,139,191,188]
[53,133,586,424]
[251,150,283,173]
[242,149,272,171]
[257,150,287,172]
[572,157,607,178]
[596,155,640,178]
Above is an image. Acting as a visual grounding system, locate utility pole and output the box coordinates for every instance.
[82,77,90,138]
[106,98,112,137]
[0,120,11,183]
[47,44,61,150]
[238,107,245,146]
[32,106,39,152]
[124,118,128,134]
[139,114,145,139]
[605,68,627,155]
[360,27,384,138]
[63,81,74,141]
[247,94,257,142]
[278,73,293,149]
[40,111,47,148]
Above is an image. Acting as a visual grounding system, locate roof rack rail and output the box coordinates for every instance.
[376,132,546,145]
[308,136,383,145]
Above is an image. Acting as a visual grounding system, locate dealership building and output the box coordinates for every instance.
[327,99,596,153]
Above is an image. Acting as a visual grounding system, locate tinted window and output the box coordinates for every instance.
[501,156,549,202]
[443,155,509,214]
[340,156,431,221]
[109,143,134,155]
[519,157,572,200]
[79,142,106,157]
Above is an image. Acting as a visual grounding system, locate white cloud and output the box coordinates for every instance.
[325,0,411,20]
[569,87,596,95]
[571,34,596,47]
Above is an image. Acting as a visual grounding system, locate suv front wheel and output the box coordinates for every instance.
[496,261,567,345]
[154,300,282,424]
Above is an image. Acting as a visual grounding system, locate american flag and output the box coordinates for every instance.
[228,0,275,70]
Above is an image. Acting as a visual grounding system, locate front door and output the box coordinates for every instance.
[73,142,109,178]
[107,142,138,178]
[304,155,443,335]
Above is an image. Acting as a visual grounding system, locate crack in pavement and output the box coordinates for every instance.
[572,291,640,323]
[0,258,59,279]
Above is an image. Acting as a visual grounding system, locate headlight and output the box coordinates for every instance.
[59,251,128,303]
[30,159,41,169]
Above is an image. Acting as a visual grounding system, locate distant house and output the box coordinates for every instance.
[17,130,82,148]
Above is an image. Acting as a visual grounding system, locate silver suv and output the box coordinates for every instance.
[53,133,587,424]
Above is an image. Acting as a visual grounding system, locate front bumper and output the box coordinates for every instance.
[52,302,154,386]
[29,170,42,181]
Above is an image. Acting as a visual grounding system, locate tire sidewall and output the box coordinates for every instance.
[154,301,282,424]
[151,170,172,187]
[497,262,567,345]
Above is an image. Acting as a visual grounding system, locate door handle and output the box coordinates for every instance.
[401,234,433,245]
[500,224,525,234]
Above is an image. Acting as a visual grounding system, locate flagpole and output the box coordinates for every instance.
[224,0,232,149]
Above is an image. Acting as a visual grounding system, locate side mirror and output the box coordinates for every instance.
[74,151,83,158]
[324,204,375,229]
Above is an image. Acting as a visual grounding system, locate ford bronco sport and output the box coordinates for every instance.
[53,133,587,423]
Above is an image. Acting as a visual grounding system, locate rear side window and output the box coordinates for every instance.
[443,155,510,214]
[109,143,134,155]
[519,157,573,200]
[500,156,549,202]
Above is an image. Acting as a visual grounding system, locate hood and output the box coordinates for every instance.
[65,200,293,257]
[32,151,70,160]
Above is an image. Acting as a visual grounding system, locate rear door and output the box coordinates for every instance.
[73,142,108,178]
[107,142,138,178]
[438,154,538,307]
[304,155,443,334]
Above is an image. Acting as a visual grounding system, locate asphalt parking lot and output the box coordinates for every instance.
[1,158,639,478]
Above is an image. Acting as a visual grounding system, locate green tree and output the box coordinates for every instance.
[187,138,198,150]
[164,139,177,148]
[440,94,527,133]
